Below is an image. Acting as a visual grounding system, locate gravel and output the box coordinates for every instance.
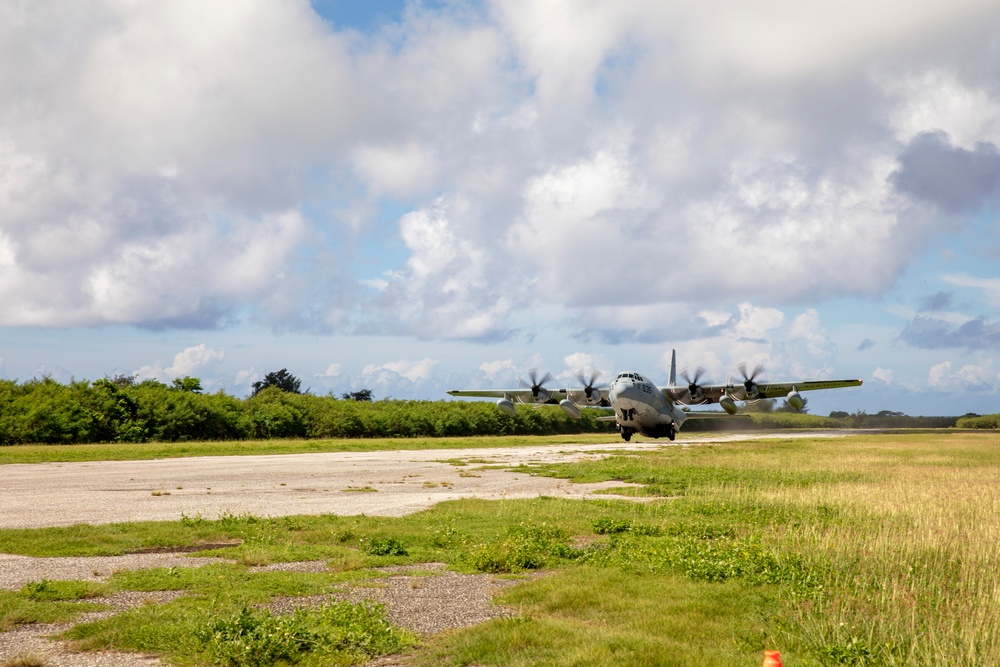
[0,557,525,667]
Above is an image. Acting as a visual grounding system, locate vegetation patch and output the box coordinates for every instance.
[364,538,408,557]
[0,587,107,632]
[196,602,414,667]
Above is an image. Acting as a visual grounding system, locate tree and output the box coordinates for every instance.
[341,389,374,402]
[171,376,203,393]
[251,369,302,397]
[107,373,138,388]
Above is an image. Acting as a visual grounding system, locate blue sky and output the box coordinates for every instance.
[2,0,1000,417]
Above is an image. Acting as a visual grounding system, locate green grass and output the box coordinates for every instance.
[416,568,779,666]
[2,432,999,665]
[0,580,110,631]
[0,434,623,465]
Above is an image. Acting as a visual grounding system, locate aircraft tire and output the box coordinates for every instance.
[620,427,632,442]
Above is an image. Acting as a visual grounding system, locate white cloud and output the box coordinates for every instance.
[873,367,894,384]
[374,198,513,338]
[885,70,1000,148]
[234,368,262,388]
[560,352,613,385]
[317,363,343,378]
[479,359,515,380]
[135,343,224,382]
[352,142,438,197]
[2,0,1000,363]
[733,303,785,341]
[166,344,224,377]
[363,358,438,384]
[928,358,999,391]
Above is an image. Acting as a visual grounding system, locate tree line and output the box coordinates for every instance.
[0,373,615,445]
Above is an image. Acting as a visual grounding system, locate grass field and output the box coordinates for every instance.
[1,431,998,666]
[0,433,624,465]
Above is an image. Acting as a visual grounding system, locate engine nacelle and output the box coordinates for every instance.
[559,399,582,419]
[786,389,804,411]
[496,398,516,417]
[533,388,550,403]
[719,395,738,415]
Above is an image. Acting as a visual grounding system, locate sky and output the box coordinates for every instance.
[2,0,1000,417]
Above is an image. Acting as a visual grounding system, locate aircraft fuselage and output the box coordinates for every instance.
[608,370,686,441]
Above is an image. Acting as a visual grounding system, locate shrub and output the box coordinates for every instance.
[469,523,574,573]
[364,537,408,557]
[196,601,412,667]
[957,414,1000,429]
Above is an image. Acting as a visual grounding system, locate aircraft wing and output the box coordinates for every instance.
[754,379,863,397]
[447,387,611,406]
[663,379,862,404]
[447,388,566,405]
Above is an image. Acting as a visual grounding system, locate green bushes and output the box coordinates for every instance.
[196,602,412,667]
[0,377,616,445]
[957,413,1000,429]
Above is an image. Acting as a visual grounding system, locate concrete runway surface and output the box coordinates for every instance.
[0,432,850,530]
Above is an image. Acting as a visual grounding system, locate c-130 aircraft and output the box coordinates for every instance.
[448,350,862,442]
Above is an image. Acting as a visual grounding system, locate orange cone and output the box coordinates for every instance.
[762,650,782,666]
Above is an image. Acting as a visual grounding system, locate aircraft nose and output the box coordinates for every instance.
[610,380,639,406]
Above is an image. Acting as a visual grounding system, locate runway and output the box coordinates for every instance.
[0,432,852,529]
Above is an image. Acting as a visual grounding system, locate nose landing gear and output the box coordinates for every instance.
[618,425,633,442]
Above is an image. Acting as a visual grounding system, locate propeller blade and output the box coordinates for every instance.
[678,366,707,402]
[736,362,765,399]
[574,370,602,401]
[519,369,553,401]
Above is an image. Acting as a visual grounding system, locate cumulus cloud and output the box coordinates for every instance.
[363,358,438,384]
[873,367,894,384]
[135,343,224,382]
[479,359,515,381]
[3,0,1000,346]
[369,198,514,339]
[928,359,998,392]
[316,363,342,378]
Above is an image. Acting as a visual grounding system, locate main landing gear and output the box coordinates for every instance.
[619,424,676,441]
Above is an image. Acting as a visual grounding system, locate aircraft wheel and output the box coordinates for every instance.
[667,426,676,441]
[621,428,632,442]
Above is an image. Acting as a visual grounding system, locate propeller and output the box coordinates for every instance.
[735,362,765,400]
[575,370,603,404]
[679,366,707,403]
[518,369,553,403]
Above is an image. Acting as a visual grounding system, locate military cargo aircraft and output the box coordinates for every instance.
[448,350,861,441]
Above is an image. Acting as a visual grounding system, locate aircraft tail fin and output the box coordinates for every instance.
[669,349,677,387]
